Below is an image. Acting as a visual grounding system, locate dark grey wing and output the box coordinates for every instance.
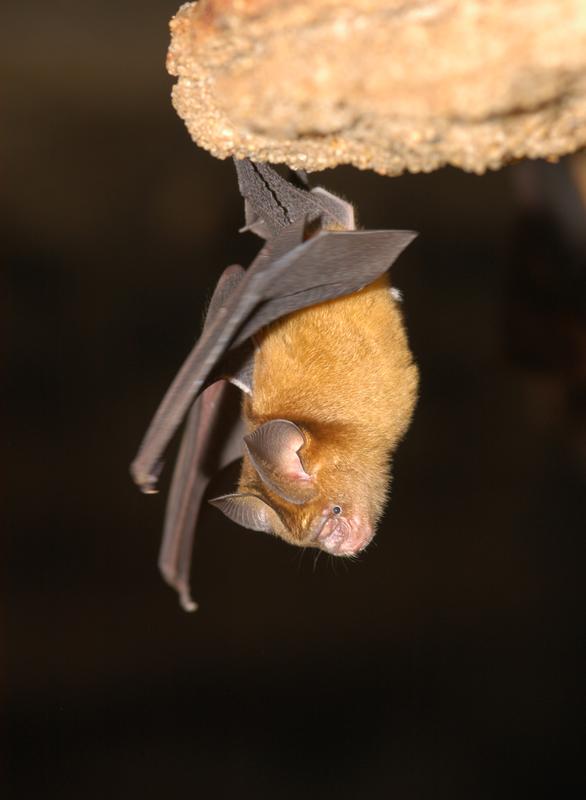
[156,265,249,611]
[130,222,416,495]
[231,227,417,346]
[204,263,246,320]
[130,226,304,493]
[130,262,250,493]
[159,379,245,612]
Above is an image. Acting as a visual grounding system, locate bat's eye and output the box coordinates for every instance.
[332,505,342,515]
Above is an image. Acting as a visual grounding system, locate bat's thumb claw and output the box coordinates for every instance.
[130,459,164,494]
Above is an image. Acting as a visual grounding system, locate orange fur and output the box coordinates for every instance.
[238,273,419,549]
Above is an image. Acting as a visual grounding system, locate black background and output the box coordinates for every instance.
[4,2,586,798]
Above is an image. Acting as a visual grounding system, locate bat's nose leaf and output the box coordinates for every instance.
[317,513,374,556]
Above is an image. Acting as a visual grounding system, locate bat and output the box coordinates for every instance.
[131,159,419,611]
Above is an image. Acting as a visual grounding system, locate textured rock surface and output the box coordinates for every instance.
[167,0,586,175]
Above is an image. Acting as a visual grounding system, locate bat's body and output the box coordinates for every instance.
[131,159,418,609]
[236,275,418,554]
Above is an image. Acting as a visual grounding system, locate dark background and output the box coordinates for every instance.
[4,2,586,798]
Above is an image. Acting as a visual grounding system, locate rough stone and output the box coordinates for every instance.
[167,0,586,174]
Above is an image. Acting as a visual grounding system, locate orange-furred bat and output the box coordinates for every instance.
[131,160,418,610]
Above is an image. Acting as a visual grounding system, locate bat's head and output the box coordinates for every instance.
[209,420,378,556]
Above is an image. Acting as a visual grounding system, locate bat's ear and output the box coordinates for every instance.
[244,420,317,504]
[209,493,280,534]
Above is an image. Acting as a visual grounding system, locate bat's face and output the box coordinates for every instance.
[210,486,375,556]
[210,419,378,556]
